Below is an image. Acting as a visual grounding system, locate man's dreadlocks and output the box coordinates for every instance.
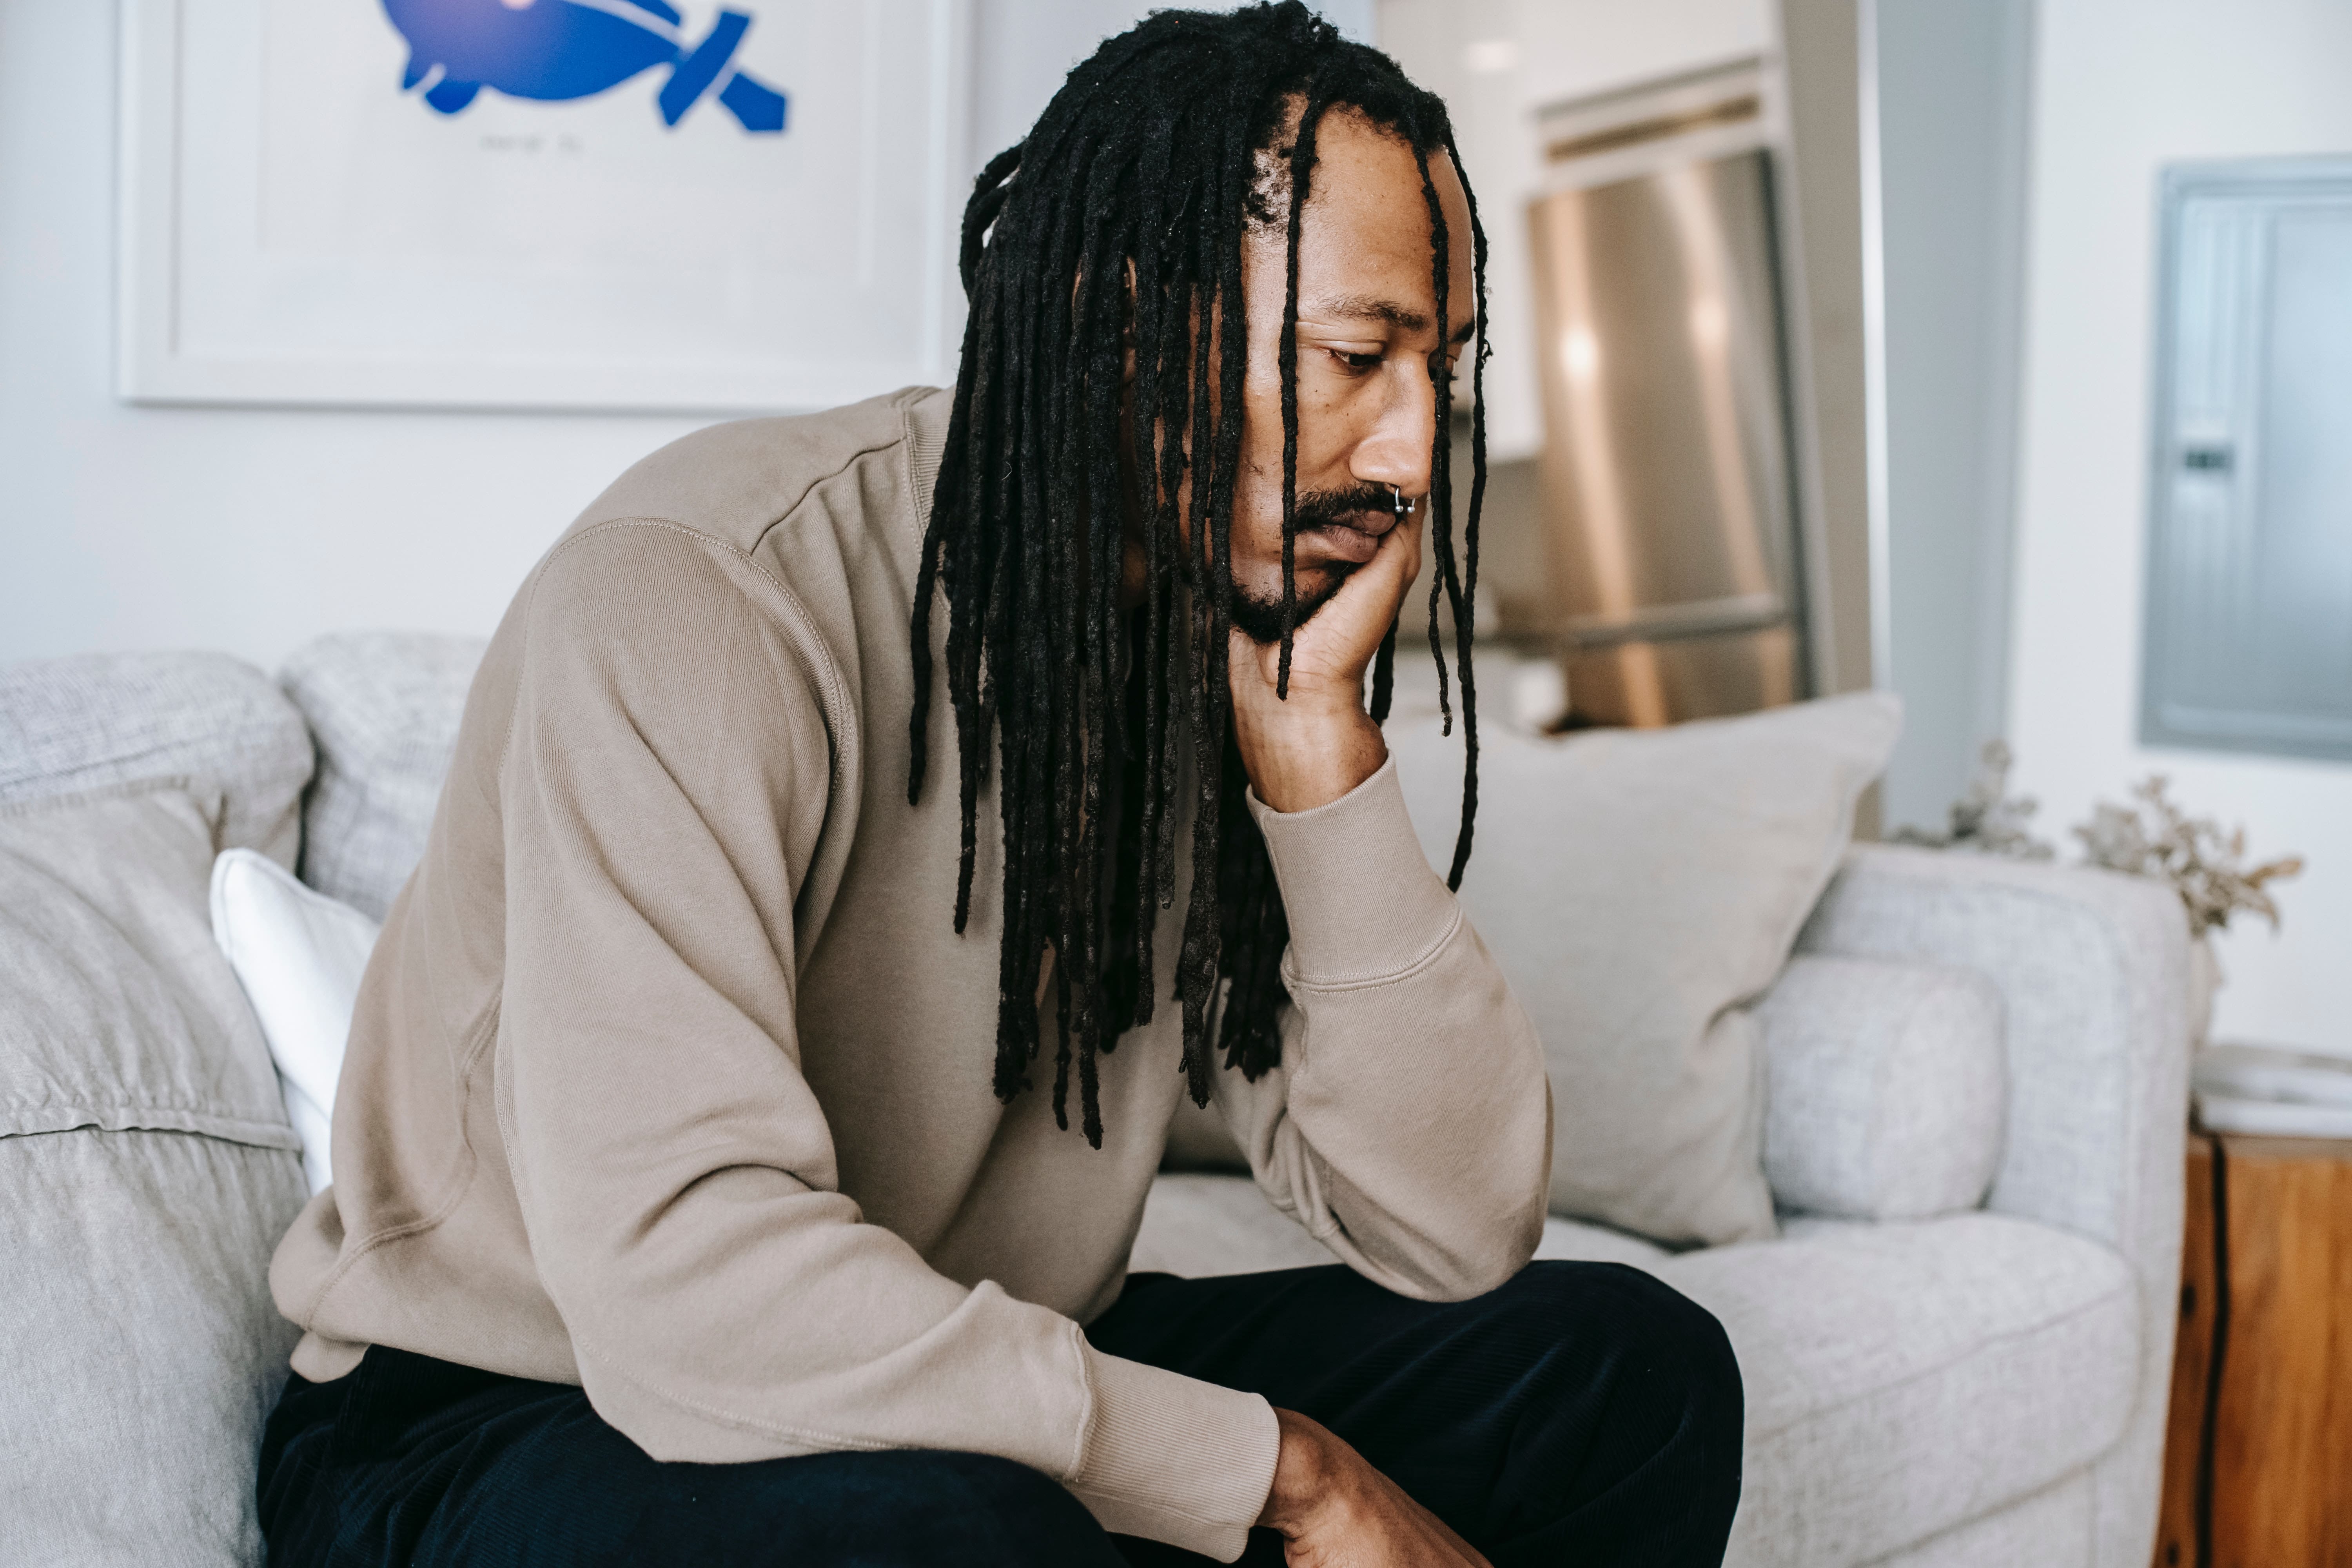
[907,1,1489,1146]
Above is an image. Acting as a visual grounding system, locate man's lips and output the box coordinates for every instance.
[1295,514,1393,565]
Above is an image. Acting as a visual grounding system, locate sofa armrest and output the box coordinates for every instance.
[1797,843,2192,1568]
[1797,844,2191,1262]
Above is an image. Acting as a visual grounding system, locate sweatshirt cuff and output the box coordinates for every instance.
[1064,1343,1279,1561]
[1246,754,1459,984]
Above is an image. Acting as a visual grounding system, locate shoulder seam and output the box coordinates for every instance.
[745,428,908,562]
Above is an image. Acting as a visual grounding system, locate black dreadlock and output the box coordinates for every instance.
[907,2,1490,1146]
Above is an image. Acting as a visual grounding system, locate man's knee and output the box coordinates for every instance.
[1498,1261,1745,1455]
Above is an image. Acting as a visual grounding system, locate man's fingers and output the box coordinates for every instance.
[1302,515,1421,663]
[1230,508,1424,706]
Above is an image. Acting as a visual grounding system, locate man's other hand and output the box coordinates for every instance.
[1257,1408,1493,1567]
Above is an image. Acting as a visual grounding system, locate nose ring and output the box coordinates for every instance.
[1393,487,1410,517]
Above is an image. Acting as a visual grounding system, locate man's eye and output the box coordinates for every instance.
[1328,349,1384,374]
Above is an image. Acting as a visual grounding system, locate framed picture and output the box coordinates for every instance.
[117,0,971,412]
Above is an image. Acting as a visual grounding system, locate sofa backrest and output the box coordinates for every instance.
[0,650,314,865]
[279,632,486,920]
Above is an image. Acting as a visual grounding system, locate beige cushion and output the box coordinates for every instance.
[0,782,307,1567]
[1389,693,1901,1246]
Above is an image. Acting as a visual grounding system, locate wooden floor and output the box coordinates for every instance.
[2154,1133,2352,1568]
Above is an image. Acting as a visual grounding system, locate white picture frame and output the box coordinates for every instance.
[117,0,971,413]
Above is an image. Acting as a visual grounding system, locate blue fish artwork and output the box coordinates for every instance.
[381,0,788,132]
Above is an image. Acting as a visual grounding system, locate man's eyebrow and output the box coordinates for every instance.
[1303,293,1479,345]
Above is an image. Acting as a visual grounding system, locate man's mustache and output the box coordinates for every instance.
[1292,484,1403,534]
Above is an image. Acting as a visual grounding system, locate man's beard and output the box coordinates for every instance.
[1226,483,1397,645]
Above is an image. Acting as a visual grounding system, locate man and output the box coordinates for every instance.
[258,7,1742,1565]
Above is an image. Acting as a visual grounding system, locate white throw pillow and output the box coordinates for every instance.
[1390,691,1902,1247]
[208,848,379,1194]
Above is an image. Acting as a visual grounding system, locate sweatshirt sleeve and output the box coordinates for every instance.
[1219,756,1553,1300]
[495,524,1275,1561]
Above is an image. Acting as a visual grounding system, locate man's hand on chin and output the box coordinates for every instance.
[1227,506,1422,814]
[1257,1409,1494,1567]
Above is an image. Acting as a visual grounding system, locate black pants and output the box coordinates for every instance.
[259,1261,1742,1566]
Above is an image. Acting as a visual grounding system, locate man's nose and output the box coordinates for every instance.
[1351,366,1438,499]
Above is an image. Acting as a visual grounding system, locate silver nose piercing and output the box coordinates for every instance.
[1393,487,1409,516]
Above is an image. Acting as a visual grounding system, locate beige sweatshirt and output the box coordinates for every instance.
[269,387,1551,1562]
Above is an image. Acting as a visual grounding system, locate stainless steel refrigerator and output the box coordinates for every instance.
[1526,121,1810,728]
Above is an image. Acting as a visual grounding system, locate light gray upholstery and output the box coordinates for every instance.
[1690,1215,2134,1566]
[1756,954,2007,1221]
[0,783,308,1568]
[1864,1470,2096,1566]
[279,632,485,919]
[2,1130,303,1567]
[0,650,313,866]
[0,784,302,1149]
[1797,846,2190,1568]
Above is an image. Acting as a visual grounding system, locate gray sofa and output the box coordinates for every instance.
[0,634,2191,1568]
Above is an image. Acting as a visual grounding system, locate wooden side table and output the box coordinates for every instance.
[2154,1132,2352,1567]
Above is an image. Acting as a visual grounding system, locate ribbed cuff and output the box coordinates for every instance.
[1063,1343,1280,1562]
[1246,755,1459,984]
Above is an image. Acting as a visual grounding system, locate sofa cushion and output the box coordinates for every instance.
[0,782,309,1568]
[1670,1214,2137,1567]
[0,783,303,1147]
[2,1131,304,1566]
[0,650,313,866]
[1388,692,1902,1247]
[279,632,485,919]
[1863,1472,2096,1568]
[1755,955,2007,1221]
[1132,1172,1342,1276]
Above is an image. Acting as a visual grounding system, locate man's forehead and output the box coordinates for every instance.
[1286,114,1477,338]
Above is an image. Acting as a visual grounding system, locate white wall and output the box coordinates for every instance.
[1871,0,2032,834]
[2008,0,2352,1055]
[0,0,1362,673]
[0,1,710,671]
